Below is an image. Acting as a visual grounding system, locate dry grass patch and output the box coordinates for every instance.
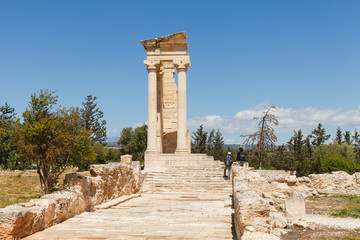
[0,170,42,208]
[306,195,360,217]
[0,169,90,208]
[282,228,360,240]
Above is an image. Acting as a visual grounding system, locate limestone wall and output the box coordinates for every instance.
[0,161,141,240]
[232,167,360,240]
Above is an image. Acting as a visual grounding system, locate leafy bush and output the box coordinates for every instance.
[315,155,360,175]
[311,143,360,174]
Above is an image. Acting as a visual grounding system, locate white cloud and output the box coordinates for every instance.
[254,101,271,111]
[133,122,145,128]
[107,128,121,137]
[188,104,360,144]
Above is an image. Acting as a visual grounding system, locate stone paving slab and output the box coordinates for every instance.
[24,192,234,240]
[25,162,235,240]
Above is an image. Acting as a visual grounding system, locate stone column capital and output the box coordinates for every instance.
[174,59,190,72]
[144,60,160,71]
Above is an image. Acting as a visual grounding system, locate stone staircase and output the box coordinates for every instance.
[142,164,233,194]
[24,160,235,239]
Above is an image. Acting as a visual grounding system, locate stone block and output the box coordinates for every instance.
[1,162,142,239]
[242,231,280,240]
[270,212,287,229]
[120,154,133,165]
[285,192,305,222]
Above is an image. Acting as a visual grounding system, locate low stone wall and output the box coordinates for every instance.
[232,167,360,240]
[0,160,141,240]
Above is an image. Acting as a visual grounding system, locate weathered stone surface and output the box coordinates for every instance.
[0,198,59,239]
[120,154,132,165]
[285,192,306,222]
[0,159,141,239]
[232,166,360,239]
[242,230,280,240]
[24,163,234,239]
[308,171,358,195]
[270,212,287,229]
[292,220,309,230]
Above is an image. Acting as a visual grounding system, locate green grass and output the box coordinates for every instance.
[332,209,360,219]
[307,195,360,217]
[328,195,360,219]
[335,236,360,240]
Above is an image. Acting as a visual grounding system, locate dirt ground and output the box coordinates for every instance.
[306,195,360,215]
[282,195,360,239]
[282,227,360,240]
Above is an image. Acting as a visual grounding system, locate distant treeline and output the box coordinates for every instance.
[192,123,360,177]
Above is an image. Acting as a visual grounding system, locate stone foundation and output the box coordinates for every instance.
[144,152,217,169]
[232,167,360,239]
[0,161,141,240]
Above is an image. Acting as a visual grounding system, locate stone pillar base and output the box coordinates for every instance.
[175,148,189,155]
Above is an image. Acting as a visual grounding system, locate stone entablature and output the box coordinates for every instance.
[141,32,188,56]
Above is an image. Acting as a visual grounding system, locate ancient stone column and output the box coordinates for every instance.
[144,60,160,152]
[175,62,189,153]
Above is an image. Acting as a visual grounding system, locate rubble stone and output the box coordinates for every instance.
[232,166,360,239]
[0,159,141,239]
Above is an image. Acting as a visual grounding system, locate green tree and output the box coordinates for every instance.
[106,148,121,162]
[335,127,343,144]
[344,131,351,145]
[304,135,313,158]
[311,123,330,146]
[80,95,107,144]
[0,102,16,120]
[271,145,294,170]
[288,129,312,176]
[191,124,208,153]
[288,129,305,161]
[212,129,224,160]
[352,129,360,160]
[0,103,25,169]
[118,127,133,152]
[118,125,147,164]
[12,90,93,193]
[71,128,96,171]
[206,129,215,155]
[312,142,359,174]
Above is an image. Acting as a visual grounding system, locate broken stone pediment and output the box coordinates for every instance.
[140,32,188,55]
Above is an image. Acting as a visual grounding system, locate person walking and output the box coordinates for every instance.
[236,147,246,167]
[223,152,233,179]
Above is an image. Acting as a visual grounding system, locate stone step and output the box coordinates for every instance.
[144,184,232,188]
[143,178,231,183]
[25,192,234,240]
[144,183,231,189]
[25,162,235,239]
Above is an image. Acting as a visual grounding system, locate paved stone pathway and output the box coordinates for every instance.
[25,164,235,239]
[306,214,360,230]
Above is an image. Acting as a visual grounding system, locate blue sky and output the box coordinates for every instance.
[1,0,359,144]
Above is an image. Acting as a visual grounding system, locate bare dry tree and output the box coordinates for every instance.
[241,106,278,169]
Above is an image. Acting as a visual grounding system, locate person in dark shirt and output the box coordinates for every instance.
[236,147,246,167]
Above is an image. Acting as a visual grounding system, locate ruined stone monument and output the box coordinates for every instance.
[141,32,214,168]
